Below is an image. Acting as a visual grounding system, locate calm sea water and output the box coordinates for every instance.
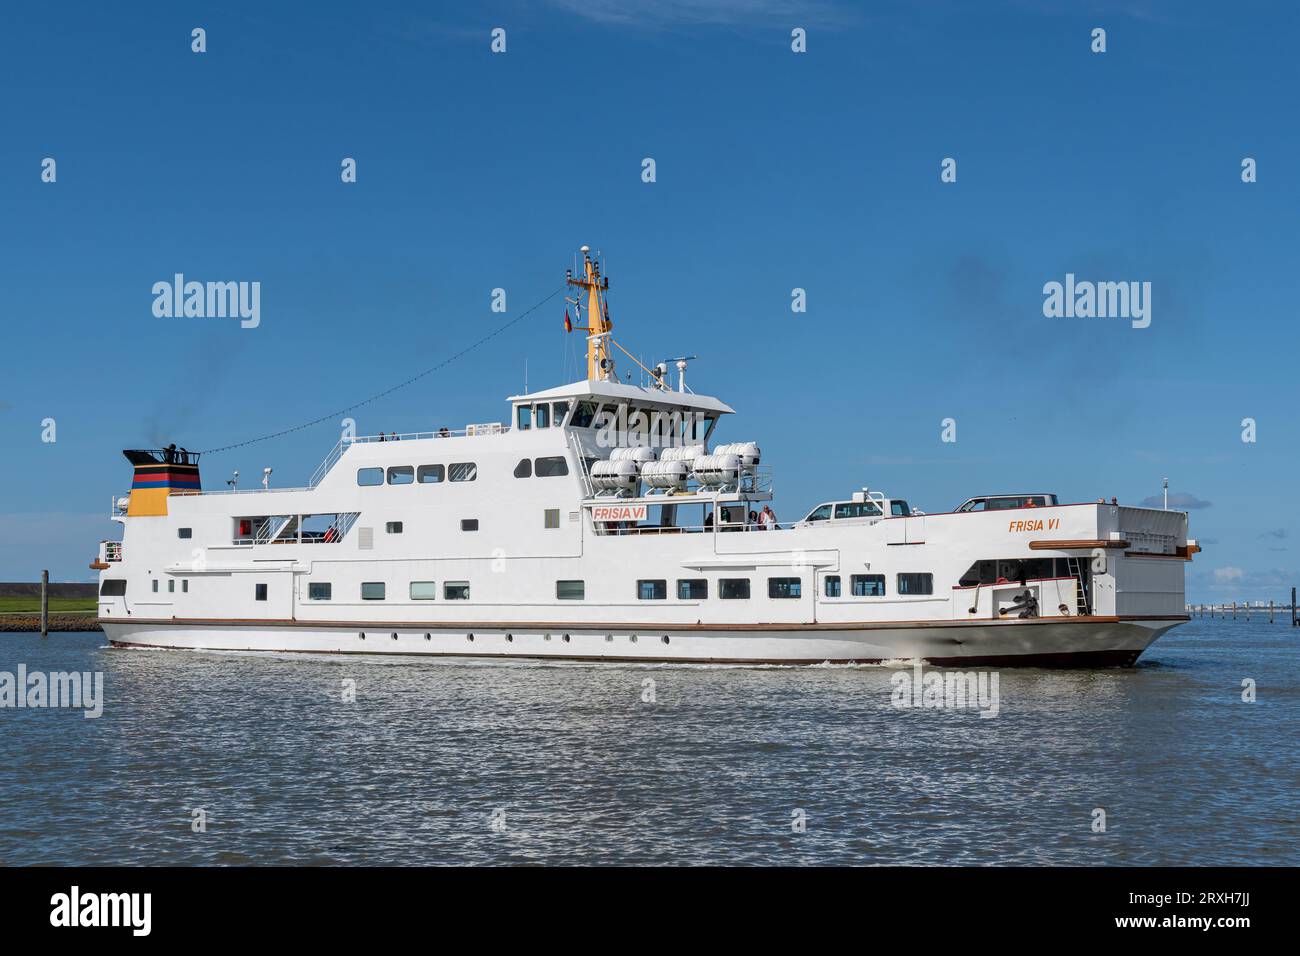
[0,619,1296,866]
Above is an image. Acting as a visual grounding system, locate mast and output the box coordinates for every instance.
[566,245,613,381]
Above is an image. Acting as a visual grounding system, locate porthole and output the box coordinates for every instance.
[629,635,638,644]
[662,635,670,645]
[605,634,613,643]
[506,633,514,643]
[544,634,552,641]
[467,633,475,642]
[391,632,398,641]
[562,634,571,643]
[424,633,431,641]
[359,632,366,641]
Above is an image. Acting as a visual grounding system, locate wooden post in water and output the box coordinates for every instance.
[1232,601,1237,620]
[40,569,49,638]
[1270,600,1274,624]
[1293,587,1297,627]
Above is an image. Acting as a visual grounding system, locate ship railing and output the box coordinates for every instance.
[306,425,511,488]
[99,540,123,562]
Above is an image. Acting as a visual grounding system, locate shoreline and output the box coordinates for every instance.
[0,615,102,633]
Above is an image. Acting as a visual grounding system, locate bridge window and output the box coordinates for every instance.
[851,574,885,597]
[825,575,841,597]
[309,582,332,601]
[571,401,597,429]
[677,579,708,600]
[805,504,833,523]
[387,466,414,485]
[768,577,802,599]
[720,578,751,600]
[535,456,569,477]
[556,580,585,600]
[449,462,477,482]
[535,404,550,428]
[552,401,570,425]
[410,581,437,600]
[444,582,470,600]
[357,467,383,486]
[361,582,386,601]
[514,458,532,478]
[100,579,126,596]
[516,406,532,430]
[897,573,933,595]
[417,464,444,484]
[638,580,667,600]
[891,500,911,516]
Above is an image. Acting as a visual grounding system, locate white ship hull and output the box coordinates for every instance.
[102,615,1183,667]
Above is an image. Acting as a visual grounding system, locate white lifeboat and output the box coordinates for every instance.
[641,459,690,491]
[589,459,640,494]
[713,441,760,469]
[693,453,741,487]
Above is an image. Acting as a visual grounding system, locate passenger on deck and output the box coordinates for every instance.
[378,433,386,442]
[748,510,759,530]
[438,427,450,438]
[760,505,778,530]
[704,511,714,530]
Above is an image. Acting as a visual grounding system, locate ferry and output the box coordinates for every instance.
[92,248,1196,666]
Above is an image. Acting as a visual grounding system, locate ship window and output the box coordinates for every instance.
[255,583,268,601]
[535,404,550,428]
[309,582,332,601]
[553,401,570,425]
[535,456,569,477]
[769,577,801,599]
[182,580,189,593]
[178,527,192,539]
[386,521,403,534]
[677,579,708,600]
[834,502,881,519]
[891,500,911,516]
[387,466,414,485]
[571,401,597,429]
[100,579,126,596]
[418,464,445,484]
[556,580,585,600]
[544,508,560,529]
[444,581,470,600]
[357,467,383,486]
[637,579,667,600]
[168,580,175,593]
[720,578,750,600]
[897,573,933,595]
[825,575,841,597]
[461,519,479,531]
[514,458,532,478]
[851,574,885,597]
[516,406,532,430]
[152,579,158,593]
[449,462,477,482]
[410,581,437,600]
[805,504,833,523]
[361,582,386,601]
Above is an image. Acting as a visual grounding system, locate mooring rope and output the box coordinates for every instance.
[200,285,565,455]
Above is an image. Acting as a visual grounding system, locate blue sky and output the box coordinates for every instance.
[1,0,1296,599]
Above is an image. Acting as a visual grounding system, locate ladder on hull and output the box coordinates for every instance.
[1066,557,1090,616]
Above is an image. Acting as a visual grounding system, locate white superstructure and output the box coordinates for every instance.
[93,250,1196,665]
